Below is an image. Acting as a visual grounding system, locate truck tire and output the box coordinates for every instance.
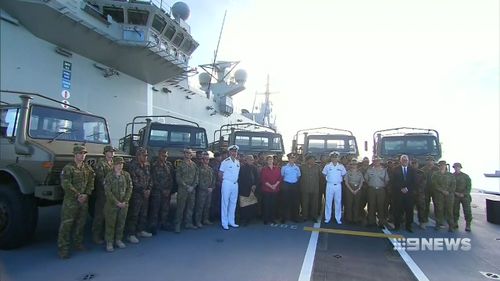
[0,184,38,249]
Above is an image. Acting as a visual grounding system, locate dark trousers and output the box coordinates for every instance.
[393,194,414,228]
[262,192,278,223]
[282,182,300,221]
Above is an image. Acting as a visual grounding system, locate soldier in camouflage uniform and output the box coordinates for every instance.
[431,160,456,231]
[103,157,133,252]
[57,145,95,259]
[148,148,174,234]
[420,156,439,228]
[195,151,215,228]
[125,147,153,243]
[410,159,427,229]
[452,162,472,231]
[91,145,115,244]
[175,148,199,233]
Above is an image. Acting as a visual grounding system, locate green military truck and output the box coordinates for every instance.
[119,115,209,165]
[210,123,285,157]
[372,127,442,163]
[0,91,122,249]
[291,127,360,162]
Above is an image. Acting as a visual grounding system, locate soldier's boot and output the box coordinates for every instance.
[116,240,126,249]
[174,224,181,234]
[93,234,104,245]
[203,220,213,225]
[196,222,203,228]
[138,231,153,238]
[465,222,471,232]
[185,224,198,230]
[453,222,459,229]
[127,235,139,244]
[419,222,426,230]
[74,244,87,251]
[58,249,70,259]
[106,242,114,252]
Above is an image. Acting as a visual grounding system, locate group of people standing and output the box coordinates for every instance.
[56,143,472,259]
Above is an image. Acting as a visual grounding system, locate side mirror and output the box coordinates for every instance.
[364,141,368,152]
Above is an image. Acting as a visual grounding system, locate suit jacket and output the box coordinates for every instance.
[391,166,416,197]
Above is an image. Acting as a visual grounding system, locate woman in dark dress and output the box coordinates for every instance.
[238,155,260,226]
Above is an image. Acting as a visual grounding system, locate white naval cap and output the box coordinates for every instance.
[228,144,239,151]
[329,151,340,157]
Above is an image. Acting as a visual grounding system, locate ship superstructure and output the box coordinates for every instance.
[1,0,253,145]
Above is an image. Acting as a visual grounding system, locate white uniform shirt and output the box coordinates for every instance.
[219,157,240,183]
[322,162,347,184]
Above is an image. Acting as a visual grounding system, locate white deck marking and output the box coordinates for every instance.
[382,228,430,281]
[298,221,321,281]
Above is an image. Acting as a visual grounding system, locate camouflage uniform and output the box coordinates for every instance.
[414,168,427,224]
[149,159,174,232]
[195,164,215,226]
[125,159,152,235]
[420,164,439,223]
[453,171,472,227]
[57,156,95,256]
[92,158,113,242]
[104,169,133,243]
[431,170,456,228]
[175,160,199,230]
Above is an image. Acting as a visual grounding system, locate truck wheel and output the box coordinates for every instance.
[0,185,38,249]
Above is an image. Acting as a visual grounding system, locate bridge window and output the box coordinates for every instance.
[172,32,184,47]
[103,6,124,23]
[152,14,167,33]
[128,9,149,25]
[164,25,176,40]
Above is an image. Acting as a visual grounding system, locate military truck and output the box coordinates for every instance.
[210,123,285,156]
[372,127,442,163]
[0,91,120,249]
[118,115,209,165]
[291,127,359,162]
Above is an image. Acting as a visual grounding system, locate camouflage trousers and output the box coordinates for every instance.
[125,191,149,235]
[195,188,212,225]
[104,203,128,243]
[148,189,171,231]
[367,188,386,225]
[343,187,363,223]
[175,187,196,226]
[57,198,88,254]
[301,190,319,220]
[416,188,432,223]
[91,188,106,240]
[433,190,454,227]
[453,194,472,224]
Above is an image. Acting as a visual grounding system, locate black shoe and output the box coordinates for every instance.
[393,225,400,231]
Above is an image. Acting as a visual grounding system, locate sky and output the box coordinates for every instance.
[181,0,499,192]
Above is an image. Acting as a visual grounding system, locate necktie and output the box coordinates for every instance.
[403,167,407,179]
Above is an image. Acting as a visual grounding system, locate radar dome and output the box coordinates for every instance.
[199,72,211,87]
[171,2,190,21]
[234,69,248,85]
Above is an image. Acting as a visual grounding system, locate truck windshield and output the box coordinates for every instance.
[234,133,283,153]
[381,136,439,156]
[307,137,358,154]
[148,125,207,149]
[28,105,110,144]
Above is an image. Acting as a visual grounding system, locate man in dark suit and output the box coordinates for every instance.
[391,154,416,232]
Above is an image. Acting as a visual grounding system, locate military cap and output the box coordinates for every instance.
[201,151,211,158]
[113,157,125,165]
[228,144,239,151]
[438,160,447,165]
[183,147,193,153]
[305,154,316,161]
[350,159,358,164]
[136,147,148,155]
[362,157,370,162]
[329,151,340,157]
[73,145,88,154]
[103,145,116,154]
[426,156,435,161]
[453,162,462,168]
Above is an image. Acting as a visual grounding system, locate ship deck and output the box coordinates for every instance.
[0,193,499,281]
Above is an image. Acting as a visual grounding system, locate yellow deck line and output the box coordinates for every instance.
[303,226,405,239]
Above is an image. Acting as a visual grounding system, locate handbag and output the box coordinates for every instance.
[239,191,258,207]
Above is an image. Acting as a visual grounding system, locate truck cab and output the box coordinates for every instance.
[372,127,442,163]
[119,115,208,165]
[211,123,284,156]
[0,91,117,249]
[292,127,359,162]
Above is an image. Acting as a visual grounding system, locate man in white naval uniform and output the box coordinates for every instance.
[219,145,241,230]
[322,151,347,224]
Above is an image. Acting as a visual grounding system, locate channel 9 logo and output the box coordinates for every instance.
[394,238,472,251]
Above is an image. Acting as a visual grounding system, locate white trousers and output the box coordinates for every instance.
[325,183,342,223]
[221,180,238,227]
